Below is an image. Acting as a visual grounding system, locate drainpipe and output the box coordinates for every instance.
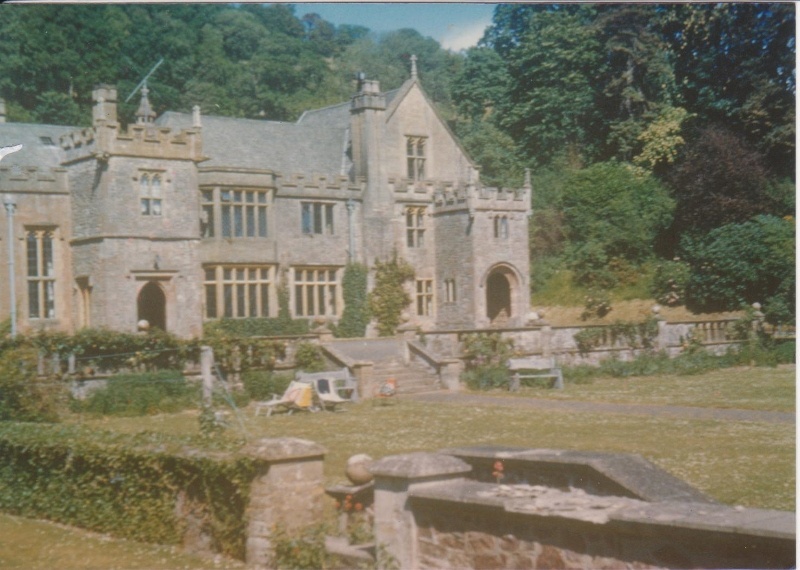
[4,194,17,337]
[346,198,356,264]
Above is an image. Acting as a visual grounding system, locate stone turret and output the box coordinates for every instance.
[135,86,156,124]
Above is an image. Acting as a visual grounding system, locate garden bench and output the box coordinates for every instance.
[507,356,564,391]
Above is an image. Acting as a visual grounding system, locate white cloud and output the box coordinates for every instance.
[439,20,491,52]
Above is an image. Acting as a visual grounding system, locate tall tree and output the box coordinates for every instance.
[668,126,777,238]
[488,5,604,167]
[661,3,795,177]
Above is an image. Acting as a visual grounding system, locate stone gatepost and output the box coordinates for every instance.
[439,359,463,392]
[241,438,327,569]
[370,452,472,570]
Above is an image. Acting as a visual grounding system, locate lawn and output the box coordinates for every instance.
[510,365,796,412]
[0,513,244,570]
[6,365,794,569]
[67,365,795,511]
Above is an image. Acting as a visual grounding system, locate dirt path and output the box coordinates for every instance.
[408,392,795,424]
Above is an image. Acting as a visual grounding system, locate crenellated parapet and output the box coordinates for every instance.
[277,172,363,198]
[432,183,530,215]
[59,121,204,164]
[0,166,68,194]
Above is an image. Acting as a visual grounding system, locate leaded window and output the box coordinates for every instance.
[204,265,274,319]
[26,229,56,319]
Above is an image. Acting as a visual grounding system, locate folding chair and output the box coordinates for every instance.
[254,380,315,416]
[308,377,350,412]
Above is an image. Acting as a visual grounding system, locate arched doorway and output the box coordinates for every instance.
[137,281,166,331]
[486,271,512,324]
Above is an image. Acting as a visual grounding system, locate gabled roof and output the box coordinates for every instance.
[386,78,477,169]
[157,112,351,177]
[0,123,76,169]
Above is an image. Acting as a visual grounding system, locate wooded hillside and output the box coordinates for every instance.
[0,3,793,323]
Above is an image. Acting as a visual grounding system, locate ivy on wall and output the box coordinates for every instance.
[0,423,255,559]
[335,263,370,338]
[367,254,415,337]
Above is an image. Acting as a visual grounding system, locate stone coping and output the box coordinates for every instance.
[369,452,471,480]
[240,437,326,463]
[409,480,795,541]
[440,446,716,504]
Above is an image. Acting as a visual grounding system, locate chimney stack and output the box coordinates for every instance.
[92,84,118,125]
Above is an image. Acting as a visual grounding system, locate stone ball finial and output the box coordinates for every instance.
[346,454,374,485]
[752,302,762,311]
[652,305,661,315]
[137,319,150,331]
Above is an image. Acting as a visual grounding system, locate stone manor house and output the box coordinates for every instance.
[0,65,531,338]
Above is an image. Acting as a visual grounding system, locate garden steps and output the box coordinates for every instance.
[372,357,441,395]
[324,338,443,395]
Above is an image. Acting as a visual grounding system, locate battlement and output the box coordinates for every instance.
[59,121,204,163]
[277,172,363,196]
[432,183,530,214]
[0,166,68,194]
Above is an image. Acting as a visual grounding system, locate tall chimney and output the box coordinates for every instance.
[92,84,118,125]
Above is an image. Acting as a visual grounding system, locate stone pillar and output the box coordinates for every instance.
[541,325,553,358]
[370,452,472,570]
[439,359,463,392]
[241,438,327,570]
[351,361,375,400]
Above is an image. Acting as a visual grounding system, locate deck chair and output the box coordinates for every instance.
[254,380,315,416]
[307,377,350,412]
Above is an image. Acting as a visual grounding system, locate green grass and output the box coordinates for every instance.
[0,513,244,570]
[65,366,795,512]
[511,365,795,412]
[8,365,794,567]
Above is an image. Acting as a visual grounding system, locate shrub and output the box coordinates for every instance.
[0,345,62,422]
[71,370,198,416]
[0,423,254,559]
[241,370,292,401]
[460,333,515,390]
[581,289,612,320]
[651,259,691,306]
[295,342,325,372]
[270,524,331,569]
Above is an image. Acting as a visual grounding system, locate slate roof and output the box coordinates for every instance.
[157,112,351,177]
[0,122,76,169]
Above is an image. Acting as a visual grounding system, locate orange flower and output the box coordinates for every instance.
[354,503,363,511]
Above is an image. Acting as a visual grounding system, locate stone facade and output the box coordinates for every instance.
[0,67,530,337]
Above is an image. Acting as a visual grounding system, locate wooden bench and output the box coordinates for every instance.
[507,356,564,391]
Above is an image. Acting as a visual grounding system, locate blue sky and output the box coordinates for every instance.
[291,3,497,51]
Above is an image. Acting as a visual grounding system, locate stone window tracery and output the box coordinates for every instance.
[220,189,269,238]
[301,202,334,235]
[140,173,162,216]
[293,267,339,317]
[406,136,427,181]
[416,278,434,317]
[204,265,274,319]
[26,228,56,319]
[494,215,509,239]
[405,206,426,247]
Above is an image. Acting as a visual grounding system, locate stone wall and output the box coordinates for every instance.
[421,317,745,369]
[370,448,795,570]
[241,438,327,569]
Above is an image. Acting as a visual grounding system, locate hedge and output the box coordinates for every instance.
[0,423,254,559]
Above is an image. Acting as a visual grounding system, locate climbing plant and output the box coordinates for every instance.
[335,263,370,338]
[367,254,415,337]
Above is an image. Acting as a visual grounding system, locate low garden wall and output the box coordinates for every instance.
[423,317,746,368]
[0,424,326,568]
[370,447,795,570]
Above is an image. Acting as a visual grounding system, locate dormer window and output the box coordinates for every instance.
[140,173,162,216]
[406,136,427,181]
